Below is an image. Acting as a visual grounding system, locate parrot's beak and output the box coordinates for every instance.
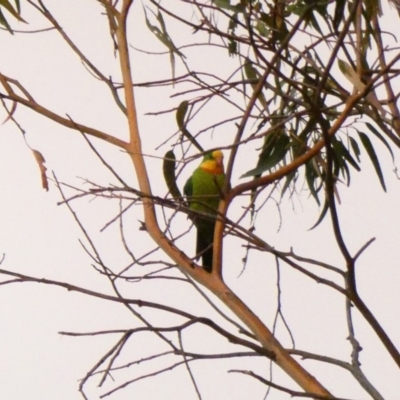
[215,155,224,171]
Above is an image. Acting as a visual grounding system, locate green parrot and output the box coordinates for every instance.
[184,150,226,272]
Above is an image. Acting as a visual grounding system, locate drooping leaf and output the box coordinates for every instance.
[364,0,382,18]
[358,131,386,191]
[365,122,395,162]
[0,0,26,23]
[309,199,329,230]
[176,100,189,132]
[305,159,322,205]
[156,10,184,83]
[281,170,297,198]
[339,159,351,186]
[143,7,184,83]
[349,136,361,162]
[31,148,48,191]
[333,0,346,33]
[144,8,184,57]
[0,8,12,34]
[294,0,328,35]
[255,20,269,37]
[259,4,288,43]
[305,11,322,34]
[175,101,203,152]
[243,58,267,109]
[163,150,182,200]
[331,137,361,172]
[227,13,239,56]
[228,40,237,56]
[243,58,258,81]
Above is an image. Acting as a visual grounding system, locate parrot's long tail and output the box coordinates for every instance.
[196,222,215,272]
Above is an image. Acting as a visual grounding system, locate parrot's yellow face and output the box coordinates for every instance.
[200,150,224,175]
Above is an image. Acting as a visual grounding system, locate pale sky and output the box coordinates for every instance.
[0,1,400,399]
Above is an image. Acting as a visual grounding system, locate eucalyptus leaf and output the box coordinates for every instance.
[0,0,26,23]
[0,7,12,33]
[332,138,360,172]
[333,0,345,33]
[163,150,182,200]
[176,101,203,152]
[143,7,184,84]
[365,123,394,162]
[305,160,321,205]
[358,131,386,191]
[309,199,329,230]
[243,58,267,109]
[349,136,361,162]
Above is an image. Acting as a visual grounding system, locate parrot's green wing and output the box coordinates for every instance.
[184,151,225,272]
[183,175,193,199]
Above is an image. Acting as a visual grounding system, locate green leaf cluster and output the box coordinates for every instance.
[242,121,394,211]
